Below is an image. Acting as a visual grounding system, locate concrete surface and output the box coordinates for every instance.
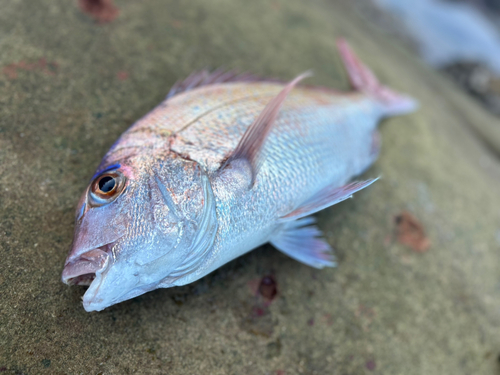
[2,0,500,374]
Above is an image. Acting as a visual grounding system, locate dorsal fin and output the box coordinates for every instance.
[166,68,280,99]
[221,72,312,186]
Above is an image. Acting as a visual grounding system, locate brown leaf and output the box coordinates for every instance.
[395,211,430,252]
[78,0,119,23]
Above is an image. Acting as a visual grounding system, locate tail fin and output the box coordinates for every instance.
[336,39,418,116]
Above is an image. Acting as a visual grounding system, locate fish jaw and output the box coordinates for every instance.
[61,245,117,311]
[61,246,111,286]
[62,243,140,312]
[81,257,133,312]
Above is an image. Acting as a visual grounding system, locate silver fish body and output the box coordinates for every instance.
[62,40,417,311]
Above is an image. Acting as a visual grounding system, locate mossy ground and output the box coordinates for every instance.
[1,1,500,374]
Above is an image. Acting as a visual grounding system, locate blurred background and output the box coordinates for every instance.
[357,0,500,116]
[1,0,500,374]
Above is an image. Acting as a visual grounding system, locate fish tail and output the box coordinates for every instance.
[336,38,418,117]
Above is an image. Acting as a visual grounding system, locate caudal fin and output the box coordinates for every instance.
[336,39,418,116]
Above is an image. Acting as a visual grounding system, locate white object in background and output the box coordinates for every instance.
[374,0,500,75]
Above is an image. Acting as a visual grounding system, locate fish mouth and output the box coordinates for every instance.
[61,244,112,286]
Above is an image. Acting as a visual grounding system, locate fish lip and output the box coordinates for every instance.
[61,244,112,286]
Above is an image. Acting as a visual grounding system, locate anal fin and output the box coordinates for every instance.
[270,217,335,269]
[279,178,378,222]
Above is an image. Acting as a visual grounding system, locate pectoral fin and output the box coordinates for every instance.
[221,72,311,186]
[279,178,378,222]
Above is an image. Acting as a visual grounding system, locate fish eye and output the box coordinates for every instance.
[89,170,125,205]
[98,176,116,193]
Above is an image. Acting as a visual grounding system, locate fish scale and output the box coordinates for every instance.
[171,86,368,170]
[62,40,417,311]
[187,90,380,277]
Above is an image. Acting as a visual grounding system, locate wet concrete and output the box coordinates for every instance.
[1,0,500,374]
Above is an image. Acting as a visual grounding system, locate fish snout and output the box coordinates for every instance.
[62,247,110,286]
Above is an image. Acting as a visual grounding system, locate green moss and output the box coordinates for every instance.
[1,0,500,374]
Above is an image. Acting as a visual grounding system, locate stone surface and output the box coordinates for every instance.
[1,0,500,374]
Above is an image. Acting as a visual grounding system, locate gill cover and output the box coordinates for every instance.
[142,167,218,287]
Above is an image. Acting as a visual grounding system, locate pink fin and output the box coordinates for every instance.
[336,39,418,116]
[167,68,281,99]
[271,217,335,269]
[222,72,312,185]
[280,178,379,222]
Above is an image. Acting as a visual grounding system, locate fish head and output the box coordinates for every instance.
[62,154,217,312]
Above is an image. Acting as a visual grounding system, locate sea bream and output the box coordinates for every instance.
[62,40,417,312]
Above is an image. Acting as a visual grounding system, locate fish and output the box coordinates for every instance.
[61,40,417,312]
